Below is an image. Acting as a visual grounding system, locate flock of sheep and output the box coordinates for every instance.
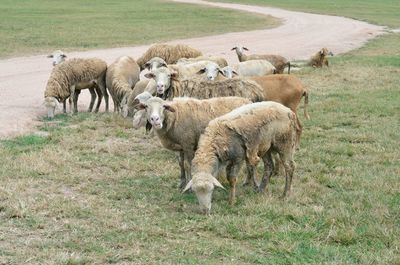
[44,43,333,214]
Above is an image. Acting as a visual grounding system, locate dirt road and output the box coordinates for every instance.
[0,0,384,138]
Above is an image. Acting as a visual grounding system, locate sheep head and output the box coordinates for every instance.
[320,48,334,56]
[47,50,67,66]
[136,97,175,130]
[183,172,225,214]
[143,57,167,72]
[220,66,238,78]
[196,62,223,81]
[44,96,59,118]
[144,67,177,96]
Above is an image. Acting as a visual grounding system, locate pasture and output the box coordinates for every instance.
[0,0,399,264]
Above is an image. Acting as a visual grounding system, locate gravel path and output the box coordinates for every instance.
[0,0,385,138]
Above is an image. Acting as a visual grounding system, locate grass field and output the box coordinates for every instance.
[1,1,400,264]
[211,0,400,28]
[0,0,279,58]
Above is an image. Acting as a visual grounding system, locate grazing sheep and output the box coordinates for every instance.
[220,60,276,78]
[44,58,108,118]
[106,56,140,116]
[136,44,202,70]
[136,96,251,189]
[177,56,228,67]
[231,46,290,74]
[308,48,334,67]
[183,101,300,214]
[47,50,67,66]
[142,57,167,72]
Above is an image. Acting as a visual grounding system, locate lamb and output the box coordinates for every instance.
[136,43,202,70]
[231,46,290,74]
[308,48,334,67]
[44,58,108,118]
[106,56,140,116]
[220,60,276,78]
[183,101,300,214]
[177,56,228,67]
[136,96,251,189]
[47,50,67,66]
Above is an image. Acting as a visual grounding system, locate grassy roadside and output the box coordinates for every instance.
[1,32,399,264]
[210,0,400,28]
[0,0,279,58]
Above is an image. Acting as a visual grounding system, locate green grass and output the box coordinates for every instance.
[0,0,279,58]
[0,32,399,263]
[211,0,400,27]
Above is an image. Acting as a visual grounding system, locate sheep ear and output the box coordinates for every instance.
[144,72,155,79]
[135,102,147,110]
[47,54,53,58]
[160,62,167,68]
[61,54,67,58]
[170,71,179,80]
[232,70,239,76]
[218,69,225,76]
[163,104,175,112]
[144,62,150,70]
[182,179,193,193]
[231,47,237,51]
[196,68,206,75]
[212,177,225,190]
[243,47,249,51]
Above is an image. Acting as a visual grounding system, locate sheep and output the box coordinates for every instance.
[136,43,202,70]
[183,101,300,214]
[220,60,276,78]
[44,58,108,118]
[195,62,227,81]
[177,56,228,67]
[308,48,334,67]
[231,46,290,74]
[131,91,153,129]
[125,79,157,117]
[47,50,67,66]
[168,61,221,80]
[136,96,251,190]
[142,57,167,72]
[106,56,140,116]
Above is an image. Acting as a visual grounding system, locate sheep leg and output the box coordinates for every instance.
[93,86,102,113]
[243,164,258,190]
[282,157,295,198]
[258,151,274,193]
[178,151,187,190]
[73,89,81,114]
[226,163,241,205]
[88,88,96,112]
[62,99,67,113]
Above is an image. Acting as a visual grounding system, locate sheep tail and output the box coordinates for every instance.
[303,90,310,120]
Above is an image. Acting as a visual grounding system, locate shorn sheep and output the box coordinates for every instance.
[183,101,300,214]
[308,48,334,67]
[44,58,108,118]
[231,46,290,74]
[220,60,276,78]
[106,56,140,116]
[177,56,228,68]
[136,96,251,189]
[136,44,202,70]
[47,50,67,66]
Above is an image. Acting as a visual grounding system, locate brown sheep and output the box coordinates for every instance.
[308,48,334,67]
[183,101,300,214]
[136,44,202,70]
[231,46,290,74]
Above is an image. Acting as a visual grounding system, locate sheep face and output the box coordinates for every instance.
[47,50,66,66]
[320,48,334,56]
[197,62,221,81]
[143,57,167,72]
[44,97,58,118]
[183,172,225,214]
[144,67,175,96]
[221,66,237,78]
[137,97,175,130]
[231,46,248,56]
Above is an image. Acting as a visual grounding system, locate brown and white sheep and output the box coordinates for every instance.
[106,56,140,116]
[177,56,228,68]
[308,48,334,67]
[183,101,300,214]
[44,58,108,118]
[136,44,202,70]
[231,46,290,74]
[136,96,251,189]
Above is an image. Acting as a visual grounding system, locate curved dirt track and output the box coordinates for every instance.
[0,0,385,138]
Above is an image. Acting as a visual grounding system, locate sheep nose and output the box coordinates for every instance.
[150,115,160,122]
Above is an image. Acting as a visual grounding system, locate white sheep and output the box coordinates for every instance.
[106,56,140,116]
[44,58,108,118]
[220,60,276,79]
[47,50,67,66]
[136,96,251,189]
[183,101,300,214]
